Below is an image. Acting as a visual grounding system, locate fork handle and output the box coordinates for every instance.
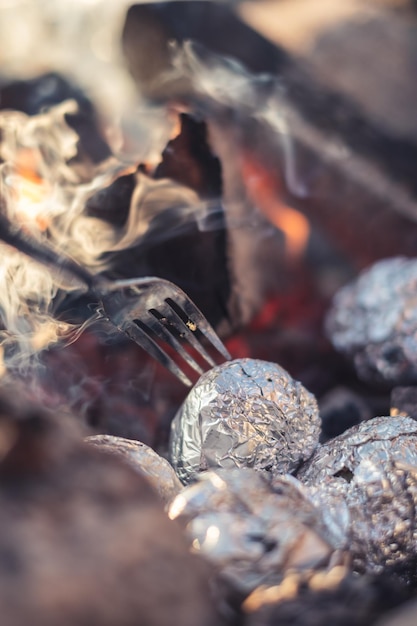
[0,213,98,292]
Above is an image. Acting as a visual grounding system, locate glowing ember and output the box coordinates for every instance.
[11,148,50,230]
[241,152,310,259]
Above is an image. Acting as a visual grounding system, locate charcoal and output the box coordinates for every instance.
[122,1,289,101]
[326,257,417,385]
[0,388,219,626]
[391,387,417,421]
[0,72,91,117]
[376,596,417,626]
[84,115,232,333]
[96,180,232,333]
[154,113,222,199]
[243,567,410,626]
[319,386,372,441]
[170,358,320,484]
[85,171,136,227]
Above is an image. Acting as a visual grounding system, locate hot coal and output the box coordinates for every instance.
[298,416,417,579]
[168,468,339,596]
[391,386,417,421]
[243,566,410,626]
[86,433,182,503]
[326,257,417,385]
[0,388,219,626]
[154,113,222,199]
[170,358,321,484]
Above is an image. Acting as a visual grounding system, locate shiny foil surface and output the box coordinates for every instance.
[86,434,182,503]
[168,468,339,595]
[169,359,320,484]
[298,416,417,577]
[326,257,417,384]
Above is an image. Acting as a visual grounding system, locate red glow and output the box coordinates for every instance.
[241,152,309,258]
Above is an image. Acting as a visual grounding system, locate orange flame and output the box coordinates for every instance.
[13,148,50,231]
[241,153,309,259]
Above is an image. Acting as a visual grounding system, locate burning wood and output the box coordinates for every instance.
[240,152,310,260]
[123,1,417,268]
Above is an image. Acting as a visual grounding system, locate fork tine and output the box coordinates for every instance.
[140,310,205,376]
[100,277,231,384]
[167,295,231,361]
[122,320,194,387]
[152,302,216,369]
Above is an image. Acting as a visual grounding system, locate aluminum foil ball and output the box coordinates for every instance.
[298,416,417,578]
[168,468,340,595]
[86,435,182,503]
[326,257,417,385]
[170,358,320,484]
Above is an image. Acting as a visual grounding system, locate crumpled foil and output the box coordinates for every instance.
[326,257,417,385]
[169,358,320,484]
[86,434,182,503]
[168,468,341,595]
[298,416,417,577]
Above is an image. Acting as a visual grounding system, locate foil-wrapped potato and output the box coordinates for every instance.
[298,416,417,578]
[170,358,320,484]
[169,468,340,595]
[326,257,417,385]
[86,434,182,503]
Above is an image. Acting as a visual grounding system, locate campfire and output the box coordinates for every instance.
[0,1,417,624]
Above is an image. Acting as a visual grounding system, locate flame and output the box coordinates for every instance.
[168,112,182,141]
[13,148,50,231]
[0,100,208,377]
[241,153,309,259]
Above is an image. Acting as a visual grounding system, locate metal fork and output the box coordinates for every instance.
[100,277,231,386]
[0,213,231,385]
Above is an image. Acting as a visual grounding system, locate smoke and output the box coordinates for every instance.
[0,97,230,374]
[0,4,310,383]
[169,42,308,199]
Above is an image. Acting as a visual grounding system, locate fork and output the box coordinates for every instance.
[0,213,231,385]
[100,277,231,386]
